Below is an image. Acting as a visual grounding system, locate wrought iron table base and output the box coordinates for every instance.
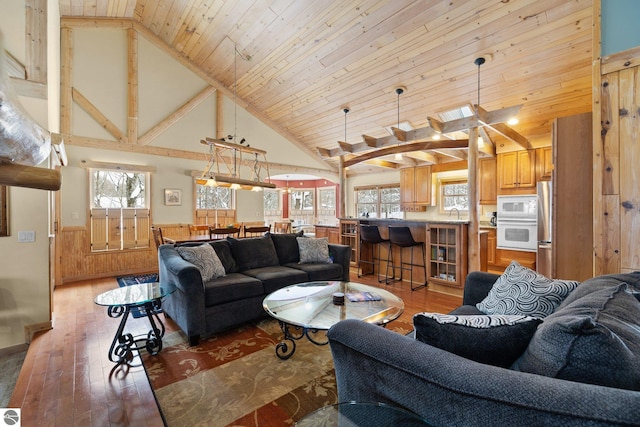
[107,299,166,364]
[275,321,329,360]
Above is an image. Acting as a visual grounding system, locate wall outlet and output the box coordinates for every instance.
[18,231,36,242]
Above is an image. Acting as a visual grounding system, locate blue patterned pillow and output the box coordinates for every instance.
[177,243,226,282]
[413,313,541,367]
[297,237,332,264]
[476,261,579,318]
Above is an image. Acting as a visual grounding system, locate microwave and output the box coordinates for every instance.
[497,195,537,221]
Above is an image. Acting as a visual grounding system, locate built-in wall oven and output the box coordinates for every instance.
[496,195,537,252]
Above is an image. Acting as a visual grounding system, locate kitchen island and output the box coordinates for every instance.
[339,218,468,296]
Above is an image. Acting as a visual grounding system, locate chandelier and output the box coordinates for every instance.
[196,43,275,191]
[196,137,275,191]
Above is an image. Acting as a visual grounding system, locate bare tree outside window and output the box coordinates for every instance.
[441,180,468,212]
[91,170,146,208]
[196,184,232,209]
[263,189,279,211]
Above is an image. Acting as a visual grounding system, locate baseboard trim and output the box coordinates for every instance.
[24,321,53,344]
[0,342,29,357]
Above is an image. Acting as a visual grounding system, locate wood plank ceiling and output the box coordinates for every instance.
[58,0,594,175]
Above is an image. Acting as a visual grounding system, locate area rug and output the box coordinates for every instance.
[116,273,160,318]
[141,318,413,427]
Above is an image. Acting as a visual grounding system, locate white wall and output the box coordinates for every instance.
[61,27,331,229]
[0,2,54,349]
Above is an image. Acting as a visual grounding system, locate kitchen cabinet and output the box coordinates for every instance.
[536,146,553,181]
[400,166,431,211]
[485,228,497,266]
[315,225,340,244]
[427,223,467,288]
[498,150,535,190]
[479,158,497,204]
[339,219,359,265]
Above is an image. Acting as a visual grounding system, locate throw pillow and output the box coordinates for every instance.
[209,240,238,273]
[413,313,542,368]
[511,282,640,391]
[476,260,579,318]
[297,237,332,264]
[176,243,226,282]
[227,234,280,271]
[270,230,305,264]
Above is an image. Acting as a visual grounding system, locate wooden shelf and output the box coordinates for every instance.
[427,223,467,288]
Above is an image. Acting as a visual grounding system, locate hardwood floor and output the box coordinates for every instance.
[9,271,462,426]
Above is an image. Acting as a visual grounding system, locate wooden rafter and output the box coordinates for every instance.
[343,140,468,168]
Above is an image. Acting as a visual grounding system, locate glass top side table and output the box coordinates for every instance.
[95,281,175,364]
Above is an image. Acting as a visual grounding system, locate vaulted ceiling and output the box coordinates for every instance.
[58,0,594,174]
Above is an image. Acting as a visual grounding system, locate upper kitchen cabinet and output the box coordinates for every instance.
[479,158,497,204]
[400,165,431,211]
[536,146,554,182]
[497,150,536,193]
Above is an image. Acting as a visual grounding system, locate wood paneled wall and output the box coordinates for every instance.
[60,227,157,283]
[594,44,640,274]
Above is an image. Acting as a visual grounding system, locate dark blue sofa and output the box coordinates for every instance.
[328,271,640,426]
[159,232,350,345]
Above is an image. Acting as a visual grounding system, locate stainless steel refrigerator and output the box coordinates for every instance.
[537,181,553,277]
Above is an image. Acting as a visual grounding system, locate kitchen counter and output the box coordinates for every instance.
[343,218,470,225]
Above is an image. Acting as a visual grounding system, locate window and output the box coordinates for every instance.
[195,183,235,226]
[355,185,402,219]
[290,189,314,213]
[89,168,150,251]
[196,184,232,209]
[263,189,280,211]
[440,179,468,212]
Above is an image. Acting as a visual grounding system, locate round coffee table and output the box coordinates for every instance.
[295,402,432,426]
[94,281,176,364]
[263,281,404,359]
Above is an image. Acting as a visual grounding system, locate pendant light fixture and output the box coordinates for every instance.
[196,44,275,191]
[394,87,404,161]
[474,56,485,113]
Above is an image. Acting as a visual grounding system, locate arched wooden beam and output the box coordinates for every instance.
[343,140,468,168]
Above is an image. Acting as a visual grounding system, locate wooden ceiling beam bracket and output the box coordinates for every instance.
[343,139,468,168]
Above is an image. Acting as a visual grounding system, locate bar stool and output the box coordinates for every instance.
[386,226,427,290]
[358,225,392,283]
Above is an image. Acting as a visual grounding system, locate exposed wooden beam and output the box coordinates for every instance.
[127,28,138,144]
[485,122,532,150]
[363,158,399,169]
[343,140,468,168]
[25,0,47,84]
[64,135,335,177]
[0,162,61,191]
[432,149,468,161]
[138,85,216,146]
[393,126,437,142]
[9,77,47,99]
[72,87,127,143]
[3,49,26,78]
[405,151,438,164]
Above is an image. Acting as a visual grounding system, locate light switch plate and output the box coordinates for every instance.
[18,231,35,242]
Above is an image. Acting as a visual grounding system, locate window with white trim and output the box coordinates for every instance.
[195,183,235,226]
[89,168,150,251]
[439,179,468,212]
[355,185,402,219]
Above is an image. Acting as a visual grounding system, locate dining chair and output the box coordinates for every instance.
[189,224,212,237]
[273,221,292,234]
[151,227,164,249]
[243,224,271,237]
[210,227,241,239]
